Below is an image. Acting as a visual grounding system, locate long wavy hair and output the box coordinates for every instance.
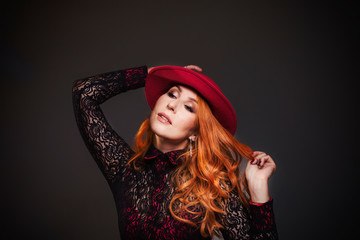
[127,91,254,238]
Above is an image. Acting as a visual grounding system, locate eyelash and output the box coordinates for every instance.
[167,91,194,113]
[167,92,176,98]
[185,105,194,112]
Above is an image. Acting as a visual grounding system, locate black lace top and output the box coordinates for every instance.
[72,65,278,240]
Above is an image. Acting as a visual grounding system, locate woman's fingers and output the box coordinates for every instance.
[184,65,203,72]
[147,67,154,73]
[250,151,273,168]
[252,151,265,157]
[259,156,271,168]
[246,151,276,182]
[257,154,269,167]
[149,65,203,73]
[251,152,266,165]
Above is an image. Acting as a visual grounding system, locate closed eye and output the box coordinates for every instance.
[167,92,176,99]
[185,105,194,112]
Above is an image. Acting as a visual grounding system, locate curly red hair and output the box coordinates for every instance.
[127,93,253,238]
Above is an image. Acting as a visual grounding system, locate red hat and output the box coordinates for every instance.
[145,65,237,135]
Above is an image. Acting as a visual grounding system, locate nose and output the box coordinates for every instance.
[167,100,177,112]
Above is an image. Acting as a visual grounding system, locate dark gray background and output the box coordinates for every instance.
[1,0,358,239]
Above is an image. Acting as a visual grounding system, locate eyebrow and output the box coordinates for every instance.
[175,85,198,103]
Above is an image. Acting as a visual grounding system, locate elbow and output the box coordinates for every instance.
[72,78,83,94]
[72,77,96,102]
[72,76,91,96]
[71,78,88,104]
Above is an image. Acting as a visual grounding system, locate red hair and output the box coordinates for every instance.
[127,94,254,238]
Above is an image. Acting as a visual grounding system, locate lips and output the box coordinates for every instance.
[158,112,172,125]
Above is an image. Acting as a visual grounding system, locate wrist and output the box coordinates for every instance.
[248,178,270,204]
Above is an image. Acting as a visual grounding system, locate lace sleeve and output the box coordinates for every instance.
[220,189,278,240]
[72,65,147,184]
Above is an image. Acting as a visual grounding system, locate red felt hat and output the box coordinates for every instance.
[145,65,237,135]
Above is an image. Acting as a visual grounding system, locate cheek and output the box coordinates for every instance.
[177,112,196,132]
[149,97,164,123]
[153,95,166,109]
[149,110,160,129]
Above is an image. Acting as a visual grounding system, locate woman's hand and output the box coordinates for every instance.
[247,151,276,181]
[184,65,203,72]
[147,67,154,73]
[147,65,203,74]
[245,151,277,203]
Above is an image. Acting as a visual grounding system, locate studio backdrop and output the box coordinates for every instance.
[1,1,357,239]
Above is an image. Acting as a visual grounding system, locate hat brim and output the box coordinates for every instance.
[145,66,237,135]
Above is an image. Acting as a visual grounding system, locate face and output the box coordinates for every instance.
[149,85,198,146]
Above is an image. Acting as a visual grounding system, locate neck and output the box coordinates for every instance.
[153,135,188,153]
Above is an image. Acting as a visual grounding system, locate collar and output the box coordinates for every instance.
[144,144,185,166]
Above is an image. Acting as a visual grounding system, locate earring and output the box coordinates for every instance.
[189,136,195,158]
[189,138,193,158]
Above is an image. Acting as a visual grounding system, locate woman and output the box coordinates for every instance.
[72,64,278,239]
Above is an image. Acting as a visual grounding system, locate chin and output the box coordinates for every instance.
[150,116,168,135]
[150,121,171,139]
[150,123,183,143]
[149,113,189,143]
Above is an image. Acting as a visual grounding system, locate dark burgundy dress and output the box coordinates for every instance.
[72,65,278,239]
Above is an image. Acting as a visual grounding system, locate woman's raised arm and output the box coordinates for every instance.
[72,65,147,184]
